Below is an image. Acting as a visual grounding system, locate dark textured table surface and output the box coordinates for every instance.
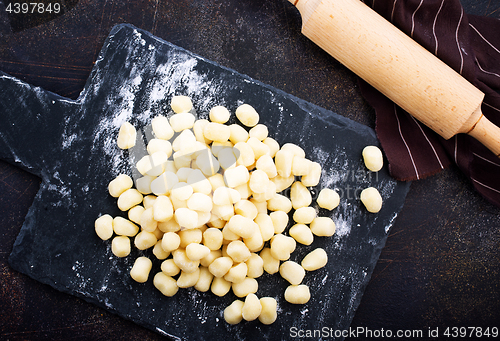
[1,1,499,340]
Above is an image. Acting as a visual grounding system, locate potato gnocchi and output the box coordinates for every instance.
[96,94,383,327]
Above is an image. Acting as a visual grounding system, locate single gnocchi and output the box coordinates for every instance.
[360,187,383,213]
[362,145,384,172]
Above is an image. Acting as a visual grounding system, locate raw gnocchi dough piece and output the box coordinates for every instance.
[233,142,255,167]
[208,173,226,191]
[279,261,306,285]
[259,297,278,325]
[248,124,268,141]
[111,236,131,257]
[186,243,211,261]
[200,249,222,268]
[203,227,224,250]
[301,161,322,187]
[158,218,181,233]
[224,165,250,188]
[291,156,315,176]
[226,240,252,263]
[193,119,212,144]
[212,187,241,206]
[178,228,203,248]
[289,223,314,245]
[203,122,231,143]
[259,247,280,274]
[196,151,220,176]
[170,95,193,114]
[117,122,137,149]
[269,210,289,234]
[316,188,340,210]
[293,206,316,224]
[139,207,157,232]
[251,198,268,214]
[174,207,199,229]
[270,234,296,261]
[362,145,384,172]
[232,277,258,298]
[229,124,249,144]
[147,138,172,156]
[177,268,201,288]
[242,293,262,321]
[246,137,270,160]
[235,103,259,127]
[226,215,258,239]
[113,216,139,237]
[212,203,235,221]
[267,194,292,213]
[301,248,328,271]
[290,181,312,209]
[284,284,310,304]
[187,169,212,195]
[310,217,336,237]
[153,195,174,222]
[130,256,152,283]
[224,262,248,283]
[255,154,277,178]
[262,137,280,158]
[271,174,295,193]
[151,116,175,140]
[134,231,157,250]
[360,187,383,213]
[254,213,274,242]
[143,195,157,209]
[212,276,231,296]
[252,180,276,202]
[117,188,143,211]
[128,205,145,225]
[161,258,180,276]
[108,174,133,198]
[161,232,181,252]
[152,240,170,260]
[209,105,231,124]
[153,272,179,297]
[135,175,155,195]
[95,214,114,240]
[234,200,259,220]
[234,182,251,200]
[151,171,178,196]
[281,143,305,158]
[217,147,237,170]
[138,152,168,177]
[170,112,196,132]
[176,168,193,182]
[274,149,293,178]
[208,256,233,277]
[245,253,264,278]
[243,228,264,252]
[172,248,200,273]
[187,192,213,212]
[211,141,232,157]
[194,266,214,292]
[224,299,245,325]
[172,129,197,152]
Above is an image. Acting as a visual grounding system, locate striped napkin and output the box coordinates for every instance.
[359,0,500,207]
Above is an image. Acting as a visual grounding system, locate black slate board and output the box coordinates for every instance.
[0,24,410,340]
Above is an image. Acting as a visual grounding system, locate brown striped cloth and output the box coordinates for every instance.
[359,0,500,207]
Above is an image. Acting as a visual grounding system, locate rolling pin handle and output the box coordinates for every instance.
[467,110,500,157]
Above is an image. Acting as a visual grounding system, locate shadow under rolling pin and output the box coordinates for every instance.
[288,0,500,157]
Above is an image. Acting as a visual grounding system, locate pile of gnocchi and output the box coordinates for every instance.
[94,95,384,326]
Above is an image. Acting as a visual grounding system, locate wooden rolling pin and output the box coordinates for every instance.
[288,0,500,157]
